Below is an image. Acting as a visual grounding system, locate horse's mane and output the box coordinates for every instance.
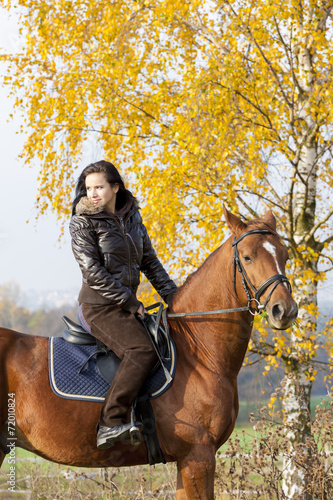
[176,246,221,295]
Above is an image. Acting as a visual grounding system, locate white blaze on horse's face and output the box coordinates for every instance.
[262,241,289,290]
[262,241,283,274]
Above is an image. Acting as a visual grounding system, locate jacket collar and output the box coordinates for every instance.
[75,196,137,219]
[75,197,104,216]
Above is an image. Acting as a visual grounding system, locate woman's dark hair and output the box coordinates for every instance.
[72,160,137,215]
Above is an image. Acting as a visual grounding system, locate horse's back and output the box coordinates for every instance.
[0,326,47,338]
[0,327,49,375]
[0,327,48,351]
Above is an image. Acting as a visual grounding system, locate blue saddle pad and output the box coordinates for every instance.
[48,337,176,403]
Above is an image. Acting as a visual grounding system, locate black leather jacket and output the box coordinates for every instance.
[69,197,177,313]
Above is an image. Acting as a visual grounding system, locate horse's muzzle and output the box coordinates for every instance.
[267,298,298,330]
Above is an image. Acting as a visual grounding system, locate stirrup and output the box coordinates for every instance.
[130,405,142,445]
[129,424,142,445]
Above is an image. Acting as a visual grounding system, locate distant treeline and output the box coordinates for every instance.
[0,283,77,337]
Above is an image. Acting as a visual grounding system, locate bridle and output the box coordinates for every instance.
[232,229,291,315]
[165,228,292,319]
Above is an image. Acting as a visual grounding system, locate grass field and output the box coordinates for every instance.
[0,426,261,499]
[0,449,177,499]
[0,395,331,498]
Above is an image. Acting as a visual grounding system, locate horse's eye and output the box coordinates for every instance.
[244,256,252,263]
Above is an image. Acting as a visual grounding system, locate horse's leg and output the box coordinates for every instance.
[176,469,186,499]
[0,451,5,469]
[176,447,216,500]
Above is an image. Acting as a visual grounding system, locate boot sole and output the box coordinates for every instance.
[97,438,115,450]
[97,424,143,449]
[97,430,129,449]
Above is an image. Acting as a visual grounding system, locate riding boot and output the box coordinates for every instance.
[99,347,157,427]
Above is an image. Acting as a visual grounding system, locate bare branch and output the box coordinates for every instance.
[304,209,333,244]
[235,195,259,218]
[105,87,171,130]
[246,31,292,109]
[209,80,276,132]
[262,176,283,206]
[236,189,287,214]
[321,234,333,247]
[273,16,303,96]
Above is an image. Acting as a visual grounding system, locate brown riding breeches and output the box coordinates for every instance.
[81,303,158,428]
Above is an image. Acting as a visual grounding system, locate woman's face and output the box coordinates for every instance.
[85,172,119,213]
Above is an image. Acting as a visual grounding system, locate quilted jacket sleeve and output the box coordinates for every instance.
[140,222,178,303]
[69,215,141,313]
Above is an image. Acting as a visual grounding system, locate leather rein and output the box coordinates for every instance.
[164,229,292,319]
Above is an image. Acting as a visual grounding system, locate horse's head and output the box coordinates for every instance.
[223,207,298,330]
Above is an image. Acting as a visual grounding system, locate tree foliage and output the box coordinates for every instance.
[1,0,332,268]
[2,0,333,493]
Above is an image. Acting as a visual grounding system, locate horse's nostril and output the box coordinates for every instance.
[272,304,284,320]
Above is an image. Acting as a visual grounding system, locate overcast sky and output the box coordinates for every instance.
[0,8,81,294]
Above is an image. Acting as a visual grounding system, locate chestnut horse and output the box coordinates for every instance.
[0,208,297,499]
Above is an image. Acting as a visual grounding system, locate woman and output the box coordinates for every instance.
[69,160,177,450]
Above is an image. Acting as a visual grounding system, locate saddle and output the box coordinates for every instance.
[60,303,175,465]
[62,316,121,383]
[62,308,172,386]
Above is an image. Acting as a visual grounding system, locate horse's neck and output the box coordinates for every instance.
[171,238,252,376]
[174,238,243,315]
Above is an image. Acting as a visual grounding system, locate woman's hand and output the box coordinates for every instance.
[137,304,147,317]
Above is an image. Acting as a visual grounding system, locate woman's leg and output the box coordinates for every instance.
[81,303,157,427]
[98,338,156,427]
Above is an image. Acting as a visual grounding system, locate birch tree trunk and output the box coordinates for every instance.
[282,280,317,498]
[282,15,320,497]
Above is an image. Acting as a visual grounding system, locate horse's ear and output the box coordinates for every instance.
[263,210,277,231]
[223,205,247,237]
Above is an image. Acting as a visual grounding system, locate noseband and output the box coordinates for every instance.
[232,229,291,314]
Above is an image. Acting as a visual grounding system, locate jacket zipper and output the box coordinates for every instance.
[119,216,132,289]
[101,208,136,289]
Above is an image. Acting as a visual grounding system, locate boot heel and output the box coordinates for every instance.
[129,426,142,445]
